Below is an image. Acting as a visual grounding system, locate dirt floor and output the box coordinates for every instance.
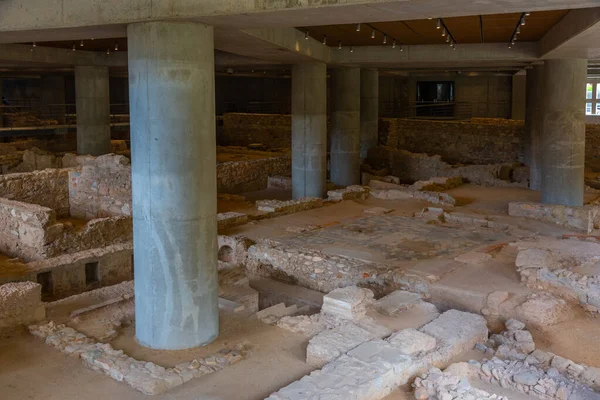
[2,184,600,399]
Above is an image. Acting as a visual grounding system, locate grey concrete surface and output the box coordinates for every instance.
[128,21,219,350]
[526,64,544,191]
[330,67,361,187]
[75,65,110,156]
[360,68,379,159]
[40,75,66,124]
[541,59,587,206]
[291,62,327,199]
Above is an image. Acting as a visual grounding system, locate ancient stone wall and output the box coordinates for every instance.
[24,243,133,300]
[217,156,291,193]
[68,154,132,219]
[379,118,523,165]
[586,124,600,171]
[367,147,528,187]
[0,198,131,262]
[0,282,45,330]
[220,113,291,150]
[0,169,70,216]
[380,118,600,169]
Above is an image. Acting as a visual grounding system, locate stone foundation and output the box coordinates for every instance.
[514,238,600,314]
[508,202,600,233]
[0,281,45,330]
[0,168,70,216]
[217,155,291,194]
[220,113,291,150]
[368,147,528,187]
[0,197,131,261]
[68,154,132,219]
[29,321,245,395]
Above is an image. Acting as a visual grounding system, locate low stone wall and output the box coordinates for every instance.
[379,118,523,165]
[68,154,132,219]
[220,113,291,150]
[515,238,600,314]
[0,282,45,330]
[0,197,131,262]
[217,156,291,193]
[23,243,133,300]
[0,168,70,216]
[508,202,600,233]
[367,147,528,186]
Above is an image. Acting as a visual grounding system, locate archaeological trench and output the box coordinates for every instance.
[4,4,600,399]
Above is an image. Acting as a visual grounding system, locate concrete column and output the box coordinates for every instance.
[291,62,327,199]
[330,67,360,187]
[0,79,3,128]
[128,21,218,350]
[40,75,66,124]
[540,59,587,206]
[360,69,379,159]
[525,65,544,190]
[75,66,110,155]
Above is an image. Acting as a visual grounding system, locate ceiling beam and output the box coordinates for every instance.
[330,42,538,67]
[539,7,600,59]
[0,43,127,67]
[1,0,599,42]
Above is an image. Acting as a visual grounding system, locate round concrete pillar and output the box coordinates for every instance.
[128,21,218,349]
[525,64,544,191]
[330,67,361,187]
[360,69,379,160]
[75,66,110,156]
[291,62,327,199]
[540,59,587,206]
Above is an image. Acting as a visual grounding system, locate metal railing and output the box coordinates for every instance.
[0,104,130,139]
[380,101,511,120]
[220,101,291,115]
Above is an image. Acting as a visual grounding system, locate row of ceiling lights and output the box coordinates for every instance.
[305,22,404,52]
[508,12,531,48]
[30,39,120,55]
[304,12,531,51]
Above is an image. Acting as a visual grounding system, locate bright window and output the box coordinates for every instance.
[585,81,600,116]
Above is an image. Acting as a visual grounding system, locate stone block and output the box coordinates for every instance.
[256,197,323,214]
[0,281,45,329]
[420,310,488,356]
[216,212,248,231]
[388,328,437,355]
[267,175,292,190]
[374,290,422,316]
[306,318,391,367]
[321,286,375,320]
[327,185,370,201]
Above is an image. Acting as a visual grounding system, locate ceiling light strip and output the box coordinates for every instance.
[508,12,528,48]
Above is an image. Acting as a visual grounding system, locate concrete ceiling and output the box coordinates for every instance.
[0,2,599,77]
[298,10,569,47]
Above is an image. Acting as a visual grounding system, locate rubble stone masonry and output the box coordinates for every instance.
[0,169,70,216]
[68,154,132,219]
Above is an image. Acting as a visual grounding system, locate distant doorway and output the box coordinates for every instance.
[416,81,455,118]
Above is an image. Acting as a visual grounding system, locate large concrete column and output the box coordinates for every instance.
[75,66,110,155]
[40,75,66,124]
[525,64,544,190]
[540,59,587,206]
[330,67,360,187]
[128,21,218,350]
[291,62,327,199]
[360,69,379,159]
[0,79,3,128]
